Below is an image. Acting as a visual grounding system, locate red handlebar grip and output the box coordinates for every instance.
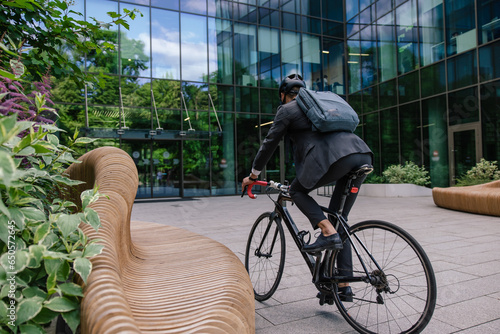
[247,181,268,199]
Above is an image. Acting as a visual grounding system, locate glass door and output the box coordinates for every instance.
[450,124,481,184]
[182,139,210,197]
[121,140,153,199]
[152,141,181,198]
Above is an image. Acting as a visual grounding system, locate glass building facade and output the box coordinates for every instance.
[53,0,500,198]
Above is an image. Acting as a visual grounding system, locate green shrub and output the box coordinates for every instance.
[382,161,431,186]
[0,101,105,332]
[455,159,500,186]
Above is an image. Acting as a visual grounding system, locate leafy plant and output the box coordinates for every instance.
[0,88,105,332]
[455,159,500,186]
[382,161,431,187]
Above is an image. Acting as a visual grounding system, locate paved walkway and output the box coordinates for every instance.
[131,192,500,333]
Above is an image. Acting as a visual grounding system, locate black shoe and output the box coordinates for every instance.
[338,286,354,302]
[302,233,343,253]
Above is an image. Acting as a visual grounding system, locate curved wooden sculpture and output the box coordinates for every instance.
[432,180,500,217]
[65,147,255,333]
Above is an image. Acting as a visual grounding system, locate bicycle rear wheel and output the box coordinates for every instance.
[245,211,286,301]
[329,220,436,334]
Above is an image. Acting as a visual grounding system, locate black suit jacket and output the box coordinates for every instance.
[252,100,372,189]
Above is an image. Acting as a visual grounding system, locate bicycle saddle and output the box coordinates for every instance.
[348,164,374,178]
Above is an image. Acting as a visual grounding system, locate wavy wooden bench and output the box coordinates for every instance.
[432,180,500,217]
[65,146,255,333]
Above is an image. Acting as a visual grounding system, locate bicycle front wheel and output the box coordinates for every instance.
[330,220,436,334]
[245,211,286,301]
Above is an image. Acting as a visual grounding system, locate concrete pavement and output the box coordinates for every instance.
[130,192,500,333]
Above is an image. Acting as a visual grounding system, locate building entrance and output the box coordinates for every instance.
[121,139,210,198]
[449,123,482,184]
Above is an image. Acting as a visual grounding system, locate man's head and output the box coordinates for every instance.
[279,73,306,104]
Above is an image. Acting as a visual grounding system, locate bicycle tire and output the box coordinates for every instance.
[245,211,286,301]
[329,220,437,334]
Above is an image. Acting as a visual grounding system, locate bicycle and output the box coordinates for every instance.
[242,164,437,334]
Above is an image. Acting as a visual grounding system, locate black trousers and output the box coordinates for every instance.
[289,152,372,277]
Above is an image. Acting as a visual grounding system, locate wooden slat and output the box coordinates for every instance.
[66,147,255,334]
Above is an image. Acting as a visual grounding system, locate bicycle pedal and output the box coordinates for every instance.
[316,292,334,306]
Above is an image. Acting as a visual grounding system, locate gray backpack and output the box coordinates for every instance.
[296,88,359,133]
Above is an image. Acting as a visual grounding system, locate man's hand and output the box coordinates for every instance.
[241,176,255,193]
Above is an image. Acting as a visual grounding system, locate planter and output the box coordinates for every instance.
[359,183,432,197]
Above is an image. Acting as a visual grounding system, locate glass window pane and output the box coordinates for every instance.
[419,0,444,66]
[209,19,233,84]
[182,82,208,111]
[376,0,392,19]
[213,0,232,19]
[152,9,180,80]
[236,114,260,183]
[152,79,181,109]
[322,0,343,21]
[181,13,207,82]
[398,71,419,104]
[258,27,280,88]
[445,0,477,56]
[481,80,500,161]
[151,0,178,10]
[281,30,301,76]
[86,0,119,74]
[380,108,399,171]
[396,0,418,74]
[211,112,236,195]
[422,96,449,187]
[152,141,181,197]
[120,3,151,77]
[234,23,258,86]
[122,78,151,108]
[347,33,361,93]
[302,34,321,88]
[421,61,446,97]
[399,102,422,164]
[282,12,300,31]
[377,12,397,81]
[281,0,300,14]
[236,86,258,112]
[478,0,500,44]
[259,8,280,27]
[234,3,257,22]
[346,0,359,21]
[379,79,397,109]
[479,40,500,82]
[322,20,343,39]
[260,88,279,113]
[447,50,477,90]
[363,87,378,113]
[360,25,377,87]
[302,0,321,17]
[448,87,479,126]
[210,85,234,112]
[322,38,345,95]
[181,0,206,15]
[88,75,120,105]
[364,112,380,173]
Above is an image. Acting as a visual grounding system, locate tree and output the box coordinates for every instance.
[0,0,140,87]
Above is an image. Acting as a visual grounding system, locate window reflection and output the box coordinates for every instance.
[234,23,258,86]
[445,0,476,56]
[86,0,119,74]
[377,13,397,82]
[281,30,301,77]
[302,34,321,90]
[181,13,208,82]
[210,19,233,84]
[152,9,180,79]
[419,0,444,66]
[380,108,399,171]
[322,38,345,95]
[399,102,421,164]
[396,0,418,75]
[478,0,500,44]
[120,3,150,77]
[181,0,207,15]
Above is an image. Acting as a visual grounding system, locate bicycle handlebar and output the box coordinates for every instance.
[241,180,289,199]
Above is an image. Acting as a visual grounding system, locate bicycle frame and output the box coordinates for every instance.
[258,189,384,290]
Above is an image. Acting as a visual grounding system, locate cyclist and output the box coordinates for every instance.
[241,73,373,298]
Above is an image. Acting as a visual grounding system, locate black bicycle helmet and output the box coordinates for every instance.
[278,73,306,103]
